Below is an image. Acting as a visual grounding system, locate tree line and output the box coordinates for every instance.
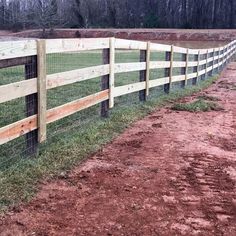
[0,0,235,31]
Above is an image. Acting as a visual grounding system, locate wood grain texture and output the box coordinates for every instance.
[115,82,146,97]
[109,38,115,108]
[0,79,37,104]
[37,40,47,143]
[0,40,37,60]
[47,90,109,124]
[0,91,109,145]
[47,65,109,89]
[46,38,109,54]
[0,115,37,145]
[146,42,151,96]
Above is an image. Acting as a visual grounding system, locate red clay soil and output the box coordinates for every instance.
[0,65,236,236]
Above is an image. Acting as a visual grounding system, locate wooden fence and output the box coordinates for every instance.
[0,37,235,155]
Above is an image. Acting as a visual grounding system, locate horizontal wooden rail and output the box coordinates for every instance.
[46,38,110,54]
[47,65,110,89]
[47,90,109,124]
[114,82,146,97]
[0,40,37,60]
[0,90,109,145]
[0,79,37,103]
[0,37,236,148]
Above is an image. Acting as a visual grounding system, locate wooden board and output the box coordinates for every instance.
[169,45,174,87]
[188,72,198,80]
[25,55,38,155]
[114,82,146,97]
[0,115,37,145]
[149,77,170,88]
[171,75,185,83]
[0,56,32,69]
[115,38,147,50]
[185,49,189,85]
[101,49,110,118]
[115,62,146,73]
[173,46,187,54]
[150,61,171,69]
[146,42,151,96]
[109,38,115,108]
[47,65,109,89]
[188,49,199,55]
[37,40,47,143]
[0,79,37,104]
[150,42,171,52]
[46,38,110,54]
[0,90,109,145]
[0,40,37,60]
[47,90,109,124]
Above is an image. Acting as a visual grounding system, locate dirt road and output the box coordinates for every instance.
[0,64,236,236]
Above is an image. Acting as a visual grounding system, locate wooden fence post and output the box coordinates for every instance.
[164,46,173,93]
[217,48,221,73]
[204,50,208,79]
[222,47,225,68]
[228,45,230,62]
[25,56,38,155]
[184,49,189,86]
[210,49,215,77]
[109,37,115,108]
[37,40,47,143]
[139,49,147,101]
[180,51,187,88]
[220,47,224,71]
[101,48,110,118]
[229,45,232,63]
[225,46,228,66]
[145,42,151,97]
[192,51,199,85]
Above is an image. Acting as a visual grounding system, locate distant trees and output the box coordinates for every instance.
[0,0,236,31]
[32,0,60,36]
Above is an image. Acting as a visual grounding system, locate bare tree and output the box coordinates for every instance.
[0,0,236,31]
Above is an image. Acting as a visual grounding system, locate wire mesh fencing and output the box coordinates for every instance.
[0,38,233,181]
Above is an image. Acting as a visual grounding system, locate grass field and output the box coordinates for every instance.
[0,50,214,212]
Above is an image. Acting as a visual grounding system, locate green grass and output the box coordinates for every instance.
[197,95,221,101]
[172,98,223,112]
[0,50,219,213]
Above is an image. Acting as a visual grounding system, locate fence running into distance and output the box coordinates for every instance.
[0,37,236,156]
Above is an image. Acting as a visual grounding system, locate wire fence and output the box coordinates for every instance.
[0,38,234,178]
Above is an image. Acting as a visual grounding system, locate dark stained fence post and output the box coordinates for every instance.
[217,49,220,73]
[180,53,187,88]
[210,49,215,76]
[139,50,147,101]
[25,55,38,155]
[224,47,227,67]
[228,46,230,63]
[164,51,171,93]
[204,50,208,79]
[201,53,206,80]
[220,48,223,72]
[200,53,205,81]
[192,53,199,85]
[101,48,110,118]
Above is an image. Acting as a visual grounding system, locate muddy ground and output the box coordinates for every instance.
[0,64,236,235]
[2,29,236,42]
